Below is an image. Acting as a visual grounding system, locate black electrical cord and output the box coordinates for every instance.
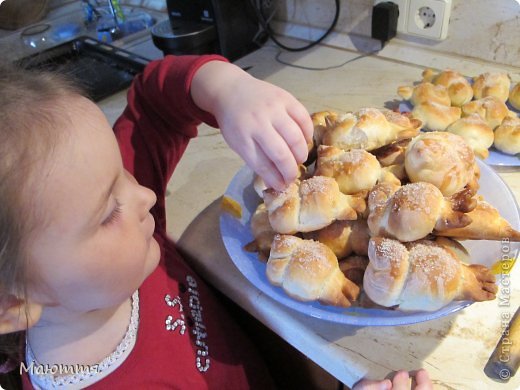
[252,0,340,52]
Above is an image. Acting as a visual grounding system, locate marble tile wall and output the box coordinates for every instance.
[273,0,520,68]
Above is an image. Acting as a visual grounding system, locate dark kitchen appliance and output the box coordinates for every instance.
[17,36,150,101]
[151,0,271,61]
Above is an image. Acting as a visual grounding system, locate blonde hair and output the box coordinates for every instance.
[0,63,81,366]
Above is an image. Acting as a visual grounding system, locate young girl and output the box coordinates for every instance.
[0,54,312,389]
[0,54,431,389]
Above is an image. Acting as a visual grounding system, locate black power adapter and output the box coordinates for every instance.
[371,2,399,47]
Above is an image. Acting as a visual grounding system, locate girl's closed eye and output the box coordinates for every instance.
[103,200,122,226]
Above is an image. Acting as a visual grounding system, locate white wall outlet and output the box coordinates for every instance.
[374,0,410,34]
[407,0,452,40]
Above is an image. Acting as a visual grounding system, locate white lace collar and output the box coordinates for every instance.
[26,290,140,389]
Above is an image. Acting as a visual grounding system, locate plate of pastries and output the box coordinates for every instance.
[397,68,520,166]
[220,105,520,326]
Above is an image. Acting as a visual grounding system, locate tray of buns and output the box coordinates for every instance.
[220,106,520,326]
[397,69,520,167]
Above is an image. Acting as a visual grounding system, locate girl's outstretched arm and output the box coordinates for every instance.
[191,61,313,190]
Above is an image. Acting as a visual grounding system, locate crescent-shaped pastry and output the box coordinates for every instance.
[462,96,512,129]
[263,176,366,234]
[472,72,511,102]
[404,132,476,196]
[446,114,494,159]
[367,182,471,242]
[422,68,473,106]
[435,199,520,241]
[493,116,520,155]
[321,108,420,151]
[266,234,360,307]
[410,101,461,131]
[363,237,497,311]
[314,145,381,194]
[304,219,370,259]
[397,82,451,106]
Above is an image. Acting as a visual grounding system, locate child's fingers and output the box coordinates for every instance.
[249,140,288,190]
[412,369,432,389]
[253,126,300,186]
[391,370,411,390]
[287,101,314,145]
[352,378,392,390]
[272,117,309,164]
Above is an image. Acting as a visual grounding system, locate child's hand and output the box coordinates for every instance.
[191,61,313,191]
[353,369,432,390]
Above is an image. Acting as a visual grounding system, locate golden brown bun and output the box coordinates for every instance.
[311,110,338,146]
[509,82,520,111]
[462,96,512,129]
[372,138,411,167]
[379,164,405,187]
[364,237,497,311]
[494,116,520,155]
[422,68,473,107]
[367,182,471,242]
[435,199,520,241]
[263,176,365,234]
[304,219,370,259]
[266,234,360,307]
[472,72,511,102]
[410,102,461,131]
[446,114,494,159]
[405,132,476,196]
[315,145,381,194]
[321,108,420,151]
[246,203,275,258]
[397,82,451,106]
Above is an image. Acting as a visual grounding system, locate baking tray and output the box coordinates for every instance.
[17,36,150,101]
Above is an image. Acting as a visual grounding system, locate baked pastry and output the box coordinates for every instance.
[405,132,476,196]
[367,182,471,242]
[382,109,422,135]
[253,165,309,198]
[509,82,520,111]
[372,138,411,167]
[410,102,461,131]
[422,68,473,106]
[379,164,406,186]
[304,219,370,259]
[266,234,360,307]
[263,176,365,234]
[446,114,494,159]
[462,96,512,129]
[321,108,420,151]
[311,110,338,146]
[245,203,275,259]
[363,237,497,311]
[436,199,520,241]
[472,72,511,102]
[494,116,520,155]
[339,255,369,287]
[397,82,451,106]
[314,145,382,194]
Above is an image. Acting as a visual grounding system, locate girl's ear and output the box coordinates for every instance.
[0,295,42,334]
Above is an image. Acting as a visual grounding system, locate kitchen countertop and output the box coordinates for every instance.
[98,40,520,389]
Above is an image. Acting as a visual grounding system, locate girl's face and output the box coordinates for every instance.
[25,96,160,315]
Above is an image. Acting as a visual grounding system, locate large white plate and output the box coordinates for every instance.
[219,160,520,326]
[398,101,520,168]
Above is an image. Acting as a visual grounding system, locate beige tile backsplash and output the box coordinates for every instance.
[274,0,520,68]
